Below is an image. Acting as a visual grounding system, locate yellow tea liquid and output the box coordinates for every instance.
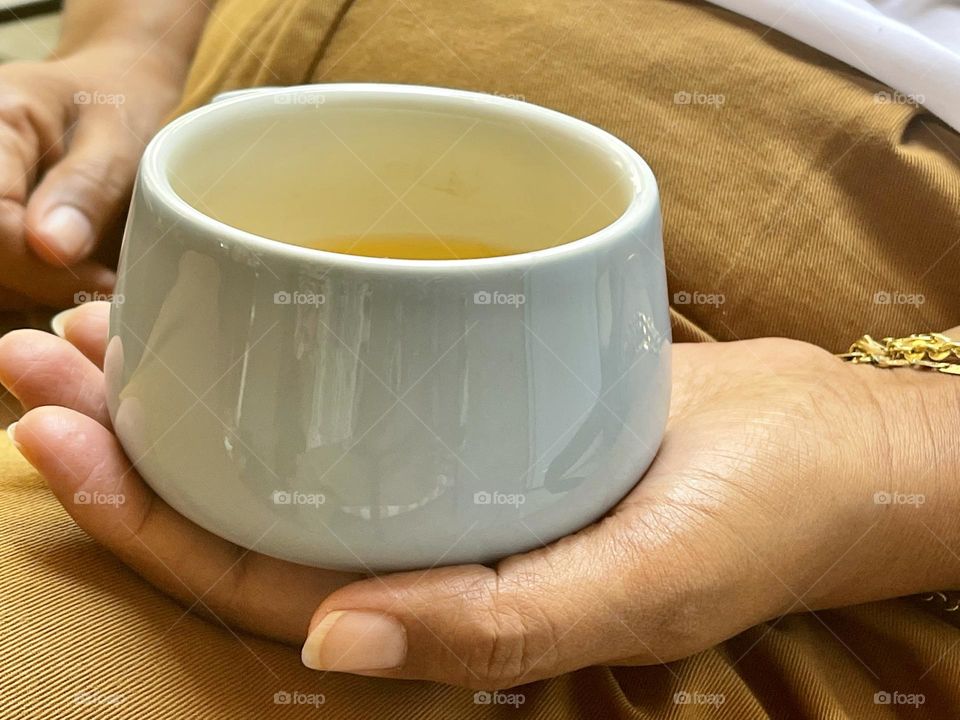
[301,233,511,260]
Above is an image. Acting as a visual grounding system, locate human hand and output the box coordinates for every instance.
[291,328,960,688]
[0,42,185,308]
[3,303,958,688]
[0,302,364,642]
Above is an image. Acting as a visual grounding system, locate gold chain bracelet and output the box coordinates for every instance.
[838,333,960,375]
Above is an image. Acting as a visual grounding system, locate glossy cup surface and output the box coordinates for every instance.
[105,84,671,571]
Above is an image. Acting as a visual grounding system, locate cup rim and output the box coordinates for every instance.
[141,82,659,272]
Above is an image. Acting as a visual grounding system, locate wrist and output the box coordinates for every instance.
[879,368,960,586]
[803,365,960,608]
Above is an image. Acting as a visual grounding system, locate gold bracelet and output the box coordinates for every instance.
[838,333,960,375]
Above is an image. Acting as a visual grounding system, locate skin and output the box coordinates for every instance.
[0,0,207,308]
[1,302,958,689]
[3,0,958,691]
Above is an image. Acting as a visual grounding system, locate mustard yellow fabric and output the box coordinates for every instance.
[4,1,960,717]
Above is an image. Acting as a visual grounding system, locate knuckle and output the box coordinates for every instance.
[459,579,558,689]
[0,84,62,160]
[471,610,528,688]
[0,95,37,166]
[68,156,131,203]
[0,89,33,129]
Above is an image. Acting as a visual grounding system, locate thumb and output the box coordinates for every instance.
[299,514,680,689]
[25,110,141,266]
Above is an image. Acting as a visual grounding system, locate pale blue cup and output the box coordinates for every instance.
[105,84,671,571]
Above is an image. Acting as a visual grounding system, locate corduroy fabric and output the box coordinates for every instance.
[4,0,960,717]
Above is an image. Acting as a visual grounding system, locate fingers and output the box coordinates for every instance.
[25,110,141,265]
[0,116,35,205]
[51,300,110,368]
[0,197,115,307]
[0,70,121,303]
[0,328,110,426]
[9,406,361,643]
[0,302,110,424]
[0,97,115,306]
[300,514,676,689]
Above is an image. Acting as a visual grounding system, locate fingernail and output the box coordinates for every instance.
[6,421,21,452]
[301,611,407,672]
[39,206,93,259]
[50,307,78,338]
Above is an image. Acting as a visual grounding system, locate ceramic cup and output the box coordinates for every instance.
[105,83,671,571]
